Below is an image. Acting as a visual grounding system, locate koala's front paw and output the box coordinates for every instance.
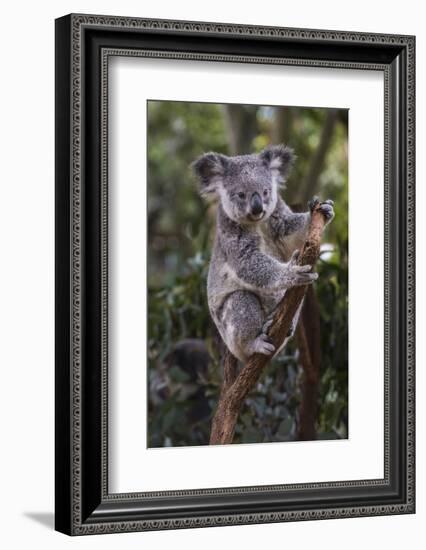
[318,199,335,223]
[308,197,335,224]
[293,268,319,286]
[285,261,318,287]
[250,334,275,356]
[280,248,318,288]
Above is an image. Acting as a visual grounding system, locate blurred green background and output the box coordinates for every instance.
[147,100,348,447]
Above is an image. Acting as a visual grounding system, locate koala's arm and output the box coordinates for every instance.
[269,198,310,248]
[223,232,316,292]
[270,197,335,253]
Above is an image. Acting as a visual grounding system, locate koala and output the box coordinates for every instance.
[192,144,334,363]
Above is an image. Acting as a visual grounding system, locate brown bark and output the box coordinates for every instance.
[220,347,239,398]
[222,105,258,155]
[272,106,292,145]
[209,205,327,445]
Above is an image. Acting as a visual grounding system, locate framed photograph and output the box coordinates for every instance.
[55,14,415,535]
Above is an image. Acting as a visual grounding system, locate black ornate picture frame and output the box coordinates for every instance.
[55,13,415,535]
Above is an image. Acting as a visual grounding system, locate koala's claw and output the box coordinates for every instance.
[294,264,312,273]
[294,271,318,286]
[252,334,276,356]
[283,261,317,288]
[318,201,335,222]
[308,196,320,212]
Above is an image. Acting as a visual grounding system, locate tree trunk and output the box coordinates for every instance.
[222,105,258,155]
[301,109,338,204]
[272,106,292,145]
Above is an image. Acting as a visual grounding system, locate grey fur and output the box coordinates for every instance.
[192,145,334,363]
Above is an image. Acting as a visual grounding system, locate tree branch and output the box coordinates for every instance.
[218,347,238,400]
[209,205,327,445]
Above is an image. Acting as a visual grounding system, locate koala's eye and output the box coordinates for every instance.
[263,189,269,197]
[237,192,246,199]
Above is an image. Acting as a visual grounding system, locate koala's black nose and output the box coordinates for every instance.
[250,192,263,215]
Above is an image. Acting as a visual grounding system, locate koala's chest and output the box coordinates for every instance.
[256,226,284,261]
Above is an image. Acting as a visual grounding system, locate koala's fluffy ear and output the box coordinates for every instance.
[260,144,295,184]
[191,152,228,196]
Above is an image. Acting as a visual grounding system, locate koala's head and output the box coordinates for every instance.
[192,145,294,225]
